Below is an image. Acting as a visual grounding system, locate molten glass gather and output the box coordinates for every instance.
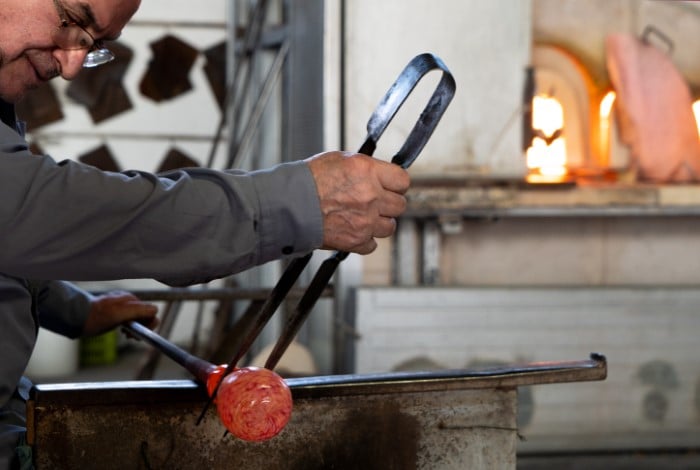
[213,366,293,442]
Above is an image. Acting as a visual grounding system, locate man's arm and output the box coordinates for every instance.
[33,281,157,338]
[0,124,408,285]
[0,123,321,285]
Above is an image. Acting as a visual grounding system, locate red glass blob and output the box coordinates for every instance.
[206,364,227,398]
[216,367,293,441]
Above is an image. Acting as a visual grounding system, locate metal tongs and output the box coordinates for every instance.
[197,52,456,424]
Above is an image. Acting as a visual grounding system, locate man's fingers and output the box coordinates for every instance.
[135,315,160,330]
[351,237,378,255]
[122,300,159,324]
[125,299,158,314]
[378,191,407,218]
[84,294,159,337]
[374,159,410,194]
[101,295,158,321]
[373,216,397,239]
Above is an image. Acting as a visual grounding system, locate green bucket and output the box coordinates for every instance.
[80,330,118,367]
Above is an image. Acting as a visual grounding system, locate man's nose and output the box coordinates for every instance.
[54,49,89,80]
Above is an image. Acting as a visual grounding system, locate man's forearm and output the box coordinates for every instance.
[0,125,322,284]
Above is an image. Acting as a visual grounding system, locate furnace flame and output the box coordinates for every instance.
[526,94,568,182]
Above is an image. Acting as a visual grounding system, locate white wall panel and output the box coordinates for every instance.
[130,0,229,24]
[354,286,700,451]
[344,0,531,178]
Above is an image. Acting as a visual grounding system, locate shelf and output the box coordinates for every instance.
[405,181,700,218]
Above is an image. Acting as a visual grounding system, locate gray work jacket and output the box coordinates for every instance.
[0,105,322,285]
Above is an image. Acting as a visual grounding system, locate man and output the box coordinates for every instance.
[0,0,409,468]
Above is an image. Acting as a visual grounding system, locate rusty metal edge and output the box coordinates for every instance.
[289,353,606,398]
[29,354,606,406]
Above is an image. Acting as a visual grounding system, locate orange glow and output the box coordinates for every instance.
[600,92,616,120]
[527,138,567,175]
[693,99,700,138]
[526,94,568,182]
[599,91,616,163]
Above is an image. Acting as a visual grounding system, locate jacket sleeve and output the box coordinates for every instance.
[0,123,323,285]
[32,280,92,339]
[0,275,37,408]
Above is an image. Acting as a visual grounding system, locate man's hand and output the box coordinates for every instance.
[307,151,410,255]
[82,291,158,337]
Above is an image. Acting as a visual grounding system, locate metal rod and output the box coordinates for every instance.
[225,0,270,168]
[122,321,217,385]
[230,253,312,369]
[229,39,289,168]
[264,252,346,370]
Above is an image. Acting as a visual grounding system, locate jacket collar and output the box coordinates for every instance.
[0,100,16,128]
[0,100,26,137]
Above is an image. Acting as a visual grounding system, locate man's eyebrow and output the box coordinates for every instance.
[73,2,98,28]
[75,2,121,40]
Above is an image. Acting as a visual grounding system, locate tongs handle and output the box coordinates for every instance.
[264,53,455,370]
[359,52,456,168]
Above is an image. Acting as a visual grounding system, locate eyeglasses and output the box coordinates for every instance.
[52,0,115,68]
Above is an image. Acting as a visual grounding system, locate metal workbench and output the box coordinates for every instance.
[28,354,606,469]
